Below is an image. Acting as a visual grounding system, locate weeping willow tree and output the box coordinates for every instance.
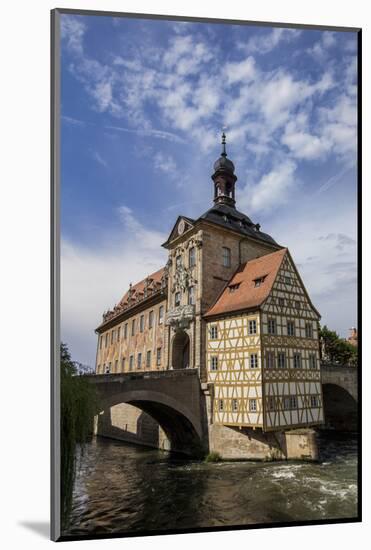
[60,342,99,531]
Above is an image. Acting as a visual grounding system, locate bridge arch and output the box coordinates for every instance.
[97,388,205,456]
[322,383,358,431]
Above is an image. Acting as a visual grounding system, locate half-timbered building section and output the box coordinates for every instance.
[206,313,263,426]
[204,248,324,431]
[261,250,323,430]
[95,267,168,374]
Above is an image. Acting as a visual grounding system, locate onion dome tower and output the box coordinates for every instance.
[212,132,237,207]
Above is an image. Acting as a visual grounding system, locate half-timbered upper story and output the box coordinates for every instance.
[204,248,324,431]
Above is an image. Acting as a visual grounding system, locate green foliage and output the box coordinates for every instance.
[320,325,357,366]
[205,451,222,463]
[60,342,99,531]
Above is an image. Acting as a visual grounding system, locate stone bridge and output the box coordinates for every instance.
[86,369,208,456]
[321,364,358,430]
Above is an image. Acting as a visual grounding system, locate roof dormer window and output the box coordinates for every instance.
[228,283,241,293]
[254,276,267,287]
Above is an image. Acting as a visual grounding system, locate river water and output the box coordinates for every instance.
[64,431,358,537]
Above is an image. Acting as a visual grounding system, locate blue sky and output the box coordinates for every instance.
[60,13,358,366]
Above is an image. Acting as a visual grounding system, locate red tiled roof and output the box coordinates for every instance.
[204,248,287,318]
[118,267,165,309]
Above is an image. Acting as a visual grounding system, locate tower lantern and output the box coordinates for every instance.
[211,132,238,207]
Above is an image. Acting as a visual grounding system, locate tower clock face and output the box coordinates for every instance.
[178,219,185,235]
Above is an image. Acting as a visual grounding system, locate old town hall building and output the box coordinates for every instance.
[95,134,324,446]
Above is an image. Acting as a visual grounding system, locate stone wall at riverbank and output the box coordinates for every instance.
[95,403,170,450]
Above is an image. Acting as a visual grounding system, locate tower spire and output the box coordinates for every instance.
[221,131,227,157]
[211,132,237,207]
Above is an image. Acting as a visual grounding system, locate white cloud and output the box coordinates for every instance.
[61,16,85,54]
[223,57,256,85]
[61,207,167,365]
[240,160,297,214]
[241,28,301,55]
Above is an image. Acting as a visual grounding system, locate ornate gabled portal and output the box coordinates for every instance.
[172,330,190,370]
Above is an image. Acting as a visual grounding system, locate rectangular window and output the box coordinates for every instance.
[293,353,301,369]
[100,335,103,349]
[232,399,238,412]
[159,306,164,324]
[250,354,258,368]
[284,396,297,409]
[105,333,108,347]
[124,323,128,339]
[305,323,313,338]
[111,330,115,344]
[267,396,275,411]
[222,246,231,267]
[268,318,276,334]
[310,395,319,407]
[283,396,290,410]
[117,326,121,341]
[295,300,301,310]
[278,352,286,368]
[189,246,196,268]
[176,255,182,268]
[156,347,162,366]
[149,310,154,329]
[219,399,224,412]
[122,357,126,371]
[129,355,134,371]
[137,353,142,369]
[249,399,257,412]
[140,314,144,332]
[175,291,181,307]
[188,286,195,305]
[131,319,136,336]
[211,356,218,371]
[210,325,218,339]
[266,351,275,369]
[249,319,257,334]
[146,350,151,369]
[285,276,291,284]
[287,321,295,336]
[309,354,317,370]
[278,297,285,307]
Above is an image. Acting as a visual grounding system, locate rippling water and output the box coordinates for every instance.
[64,431,358,537]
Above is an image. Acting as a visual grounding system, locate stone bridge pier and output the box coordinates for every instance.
[321,364,358,431]
[87,369,209,457]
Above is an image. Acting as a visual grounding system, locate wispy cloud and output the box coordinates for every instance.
[239,27,301,55]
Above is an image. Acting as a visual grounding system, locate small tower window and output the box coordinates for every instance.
[189,247,196,268]
[188,286,195,305]
[159,306,164,324]
[222,247,231,267]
